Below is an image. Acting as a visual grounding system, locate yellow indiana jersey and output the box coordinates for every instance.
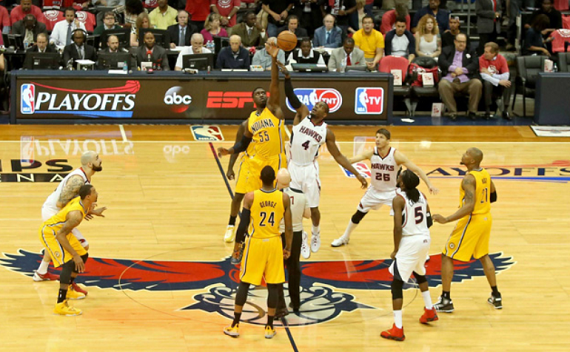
[249,189,285,239]
[459,168,492,215]
[247,107,284,159]
[42,196,87,232]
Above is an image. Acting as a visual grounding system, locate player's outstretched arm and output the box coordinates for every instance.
[266,40,285,119]
[325,129,368,189]
[56,175,84,208]
[277,61,309,125]
[348,149,374,164]
[55,211,85,272]
[282,193,292,260]
[433,174,476,224]
[391,195,405,259]
[217,128,253,157]
[395,150,439,194]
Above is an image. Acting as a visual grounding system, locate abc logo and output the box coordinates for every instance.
[164,86,192,113]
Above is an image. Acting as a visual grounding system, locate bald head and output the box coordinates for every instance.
[81,151,103,172]
[467,147,483,164]
[276,168,291,189]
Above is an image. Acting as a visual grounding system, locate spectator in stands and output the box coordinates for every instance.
[386,17,416,62]
[287,37,325,64]
[63,28,97,65]
[231,11,267,48]
[278,15,308,37]
[526,0,562,34]
[252,43,285,69]
[200,13,229,46]
[294,0,323,37]
[438,33,482,121]
[130,12,152,47]
[323,0,356,35]
[168,10,196,48]
[328,37,365,72]
[0,4,10,35]
[187,0,210,31]
[411,0,449,33]
[441,16,469,50]
[380,3,410,35]
[50,8,86,50]
[353,15,384,70]
[414,14,441,60]
[524,14,554,57]
[476,0,502,56]
[136,31,170,70]
[10,0,45,26]
[348,0,373,35]
[95,0,126,6]
[313,14,342,48]
[94,12,121,35]
[479,41,511,120]
[27,33,57,53]
[12,14,47,47]
[114,0,146,29]
[216,34,250,69]
[148,0,177,30]
[210,0,240,28]
[174,32,212,70]
[102,35,124,52]
[262,0,294,38]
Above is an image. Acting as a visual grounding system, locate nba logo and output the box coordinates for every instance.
[355,88,384,115]
[191,125,225,141]
[286,88,343,113]
[21,84,35,115]
[339,162,371,178]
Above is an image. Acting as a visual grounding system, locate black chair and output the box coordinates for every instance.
[378,56,412,115]
[511,55,546,117]
[559,52,570,73]
[410,57,440,115]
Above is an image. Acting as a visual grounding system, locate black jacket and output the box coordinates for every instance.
[167,23,197,47]
[438,46,479,79]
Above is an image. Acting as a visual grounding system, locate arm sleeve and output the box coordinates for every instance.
[232,134,253,154]
[285,77,302,109]
[235,208,251,243]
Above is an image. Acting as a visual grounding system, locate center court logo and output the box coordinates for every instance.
[286,88,342,113]
[164,86,192,113]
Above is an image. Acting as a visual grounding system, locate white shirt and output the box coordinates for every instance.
[391,34,409,57]
[43,168,90,211]
[286,48,326,65]
[396,189,430,237]
[51,19,86,49]
[175,47,211,69]
[290,116,327,166]
[279,187,309,233]
[370,147,399,192]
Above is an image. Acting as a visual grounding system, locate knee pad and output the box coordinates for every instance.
[235,282,250,307]
[351,210,367,224]
[391,279,404,300]
[59,260,75,284]
[414,272,427,284]
[267,284,279,309]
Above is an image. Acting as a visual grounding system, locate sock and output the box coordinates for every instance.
[442,291,451,300]
[229,215,237,227]
[312,225,320,236]
[393,310,403,329]
[422,291,433,310]
[37,260,50,275]
[266,315,274,329]
[232,312,241,327]
[57,288,67,303]
[342,220,358,240]
[491,286,500,296]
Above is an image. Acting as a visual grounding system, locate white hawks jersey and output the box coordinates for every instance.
[43,168,90,210]
[290,116,327,166]
[370,147,399,192]
[397,189,430,237]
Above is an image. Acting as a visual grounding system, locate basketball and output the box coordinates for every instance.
[277,31,298,51]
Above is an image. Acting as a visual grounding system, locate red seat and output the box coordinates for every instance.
[378,55,412,114]
[43,0,64,10]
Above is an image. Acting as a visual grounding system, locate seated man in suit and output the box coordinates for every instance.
[24,32,59,69]
[328,38,365,72]
[174,33,212,71]
[12,14,47,47]
[287,38,325,65]
[167,10,197,48]
[136,31,170,70]
[438,33,482,121]
[216,34,250,69]
[384,17,416,63]
[231,11,266,48]
[101,34,129,53]
[313,14,342,49]
[277,15,308,38]
[93,12,122,36]
[63,29,97,67]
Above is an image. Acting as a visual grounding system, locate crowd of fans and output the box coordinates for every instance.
[0,0,568,118]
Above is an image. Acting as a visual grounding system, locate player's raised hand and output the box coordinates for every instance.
[217,147,231,157]
[432,214,447,224]
[356,174,368,189]
[265,38,279,58]
[276,61,290,78]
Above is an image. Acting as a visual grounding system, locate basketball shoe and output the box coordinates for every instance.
[488,293,503,309]
[33,270,59,282]
[224,225,235,243]
[223,324,240,337]
[231,243,244,266]
[300,231,310,259]
[433,296,454,313]
[331,235,349,247]
[66,286,86,300]
[72,282,88,296]
[419,307,439,324]
[311,231,320,253]
[380,324,405,341]
[264,325,276,339]
[54,300,82,316]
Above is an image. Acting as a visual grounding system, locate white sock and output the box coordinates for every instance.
[312,225,320,236]
[37,260,50,275]
[342,220,358,240]
[393,310,403,329]
[422,291,433,310]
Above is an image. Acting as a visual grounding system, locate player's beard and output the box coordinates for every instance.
[92,165,103,172]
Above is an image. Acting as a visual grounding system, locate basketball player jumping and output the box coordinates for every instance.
[331,129,438,247]
[278,62,368,255]
[432,148,502,312]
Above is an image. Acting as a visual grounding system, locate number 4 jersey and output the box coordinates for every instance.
[370,146,399,192]
[290,116,327,166]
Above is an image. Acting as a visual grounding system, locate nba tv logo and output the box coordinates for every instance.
[21,84,35,115]
[355,88,384,115]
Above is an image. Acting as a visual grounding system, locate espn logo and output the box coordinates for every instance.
[206,92,254,109]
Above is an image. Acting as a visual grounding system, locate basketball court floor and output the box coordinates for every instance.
[0,124,569,351]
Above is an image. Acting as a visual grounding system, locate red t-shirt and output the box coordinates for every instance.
[143,0,158,9]
[554,0,569,11]
[380,10,411,35]
[479,53,509,75]
[211,0,241,27]
[550,29,570,53]
[187,0,211,22]
[10,5,46,25]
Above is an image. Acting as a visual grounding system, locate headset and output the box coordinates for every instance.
[71,28,88,41]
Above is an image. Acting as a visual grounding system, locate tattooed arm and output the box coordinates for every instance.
[56,175,84,209]
[433,174,476,224]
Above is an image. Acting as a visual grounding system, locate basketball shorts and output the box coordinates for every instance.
[443,213,492,262]
[240,236,285,286]
[42,205,89,248]
[389,235,430,282]
[357,187,396,215]
[289,161,321,208]
[39,225,87,268]
[235,154,286,194]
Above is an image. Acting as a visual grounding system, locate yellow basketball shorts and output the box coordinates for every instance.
[240,236,285,286]
[235,154,286,194]
[442,213,493,262]
[39,225,87,268]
